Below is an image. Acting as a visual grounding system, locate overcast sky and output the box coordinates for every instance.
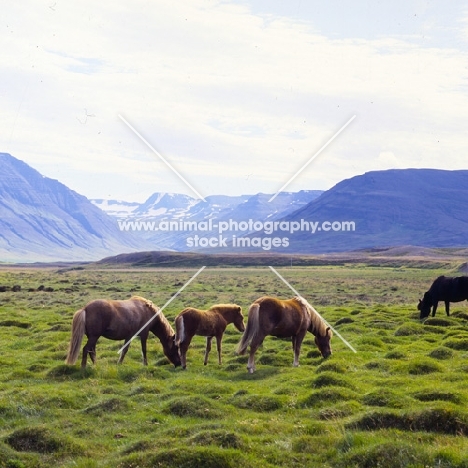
[2,1,468,202]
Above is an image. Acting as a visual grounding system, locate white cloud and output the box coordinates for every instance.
[2,0,468,200]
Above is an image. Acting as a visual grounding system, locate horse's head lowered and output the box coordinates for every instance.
[149,305,181,367]
[298,296,332,359]
[315,327,332,359]
[418,292,432,320]
[167,337,182,367]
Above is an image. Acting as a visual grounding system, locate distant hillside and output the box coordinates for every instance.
[94,246,466,269]
[0,153,152,262]
[282,168,468,253]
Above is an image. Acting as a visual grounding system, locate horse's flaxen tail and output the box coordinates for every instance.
[236,303,260,355]
[174,315,185,347]
[65,308,86,365]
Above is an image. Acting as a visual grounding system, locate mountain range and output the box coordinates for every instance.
[92,190,323,251]
[0,153,150,262]
[0,153,321,261]
[283,168,468,253]
[91,190,322,222]
[1,152,468,262]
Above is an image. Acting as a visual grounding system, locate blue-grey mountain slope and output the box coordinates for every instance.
[0,153,151,262]
[283,168,468,253]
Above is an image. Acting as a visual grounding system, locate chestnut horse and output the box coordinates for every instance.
[237,296,332,373]
[175,304,244,369]
[65,296,181,368]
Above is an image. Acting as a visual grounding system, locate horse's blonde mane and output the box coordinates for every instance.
[131,296,175,336]
[294,296,331,337]
[208,304,240,313]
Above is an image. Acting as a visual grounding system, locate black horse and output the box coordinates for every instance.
[418,275,468,319]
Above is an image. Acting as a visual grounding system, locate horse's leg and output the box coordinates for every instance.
[80,341,88,368]
[247,335,264,374]
[291,336,299,367]
[141,338,148,366]
[204,337,212,365]
[118,338,131,364]
[215,334,223,365]
[247,345,259,374]
[81,336,98,368]
[432,302,438,317]
[292,332,306,367]
[139,331,149,365]
[247,347,256,374]
[291,336,298,366]
[89,344,97,365]
[178,338,191,370]
[445,301,450,316]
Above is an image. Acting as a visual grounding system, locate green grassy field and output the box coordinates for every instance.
[1,264,468,467]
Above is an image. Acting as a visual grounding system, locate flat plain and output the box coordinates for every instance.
[1,262,468,467]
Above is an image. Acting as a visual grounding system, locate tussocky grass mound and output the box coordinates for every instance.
[1,265,468,467]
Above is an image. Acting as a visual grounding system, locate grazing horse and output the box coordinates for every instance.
[174,304,244,369]
[418,275,468,319]
[237,296,332,374]
[65,296,181,368]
